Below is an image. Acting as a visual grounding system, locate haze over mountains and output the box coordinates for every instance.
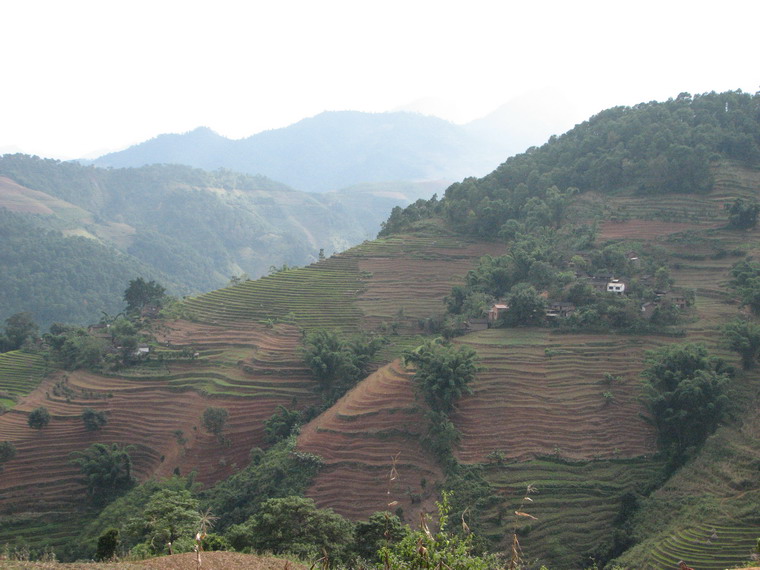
[90,107,568,193]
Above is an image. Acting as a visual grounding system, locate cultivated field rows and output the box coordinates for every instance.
[452,330,658,463]
[483,458,665,567]
[298,359,442,521]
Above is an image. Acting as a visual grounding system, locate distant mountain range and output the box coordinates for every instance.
[90,109,564,193]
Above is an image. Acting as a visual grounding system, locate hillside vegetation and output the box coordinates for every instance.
[1,90,759,569]
[0,157,440,327]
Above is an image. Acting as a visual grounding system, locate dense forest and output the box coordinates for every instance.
[0,210,168,327]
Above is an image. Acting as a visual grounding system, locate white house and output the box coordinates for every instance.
[607,279,626,294]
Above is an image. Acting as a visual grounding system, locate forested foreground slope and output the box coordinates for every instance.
[1,91,759,569]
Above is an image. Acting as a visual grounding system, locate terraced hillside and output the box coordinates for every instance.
[0,351,47,409]
[648,524,760,570]
[0,322,320,550]
[452,329,659,463]
[182,233,504,331]
[298,359,443,521]
[1,161,759,567]
[0,233,505,550]
[483,457,666,566]
[612,377,760,569]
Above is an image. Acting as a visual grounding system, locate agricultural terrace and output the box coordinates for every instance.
[0,351,47,409]
[615,395,760,569]
[298,359,443,522]
[483,457,665,568]
[647,524,760,570]
[451,329,658,462]
[182,234,504,333]
[0,322,320,552]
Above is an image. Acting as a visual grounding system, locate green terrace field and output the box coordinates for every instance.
[181,254,365,329]
[0,351,48,409]
[482,457,666,568]
[180,233,504,332]
[647,524,760,570]
[613,388,760,569]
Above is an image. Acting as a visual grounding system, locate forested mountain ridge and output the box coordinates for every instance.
[382,90,760,238]
[90,111,520,192]
[0,156,441,327]
[1,90,760,569]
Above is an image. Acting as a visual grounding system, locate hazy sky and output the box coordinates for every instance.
[1,0,757,159]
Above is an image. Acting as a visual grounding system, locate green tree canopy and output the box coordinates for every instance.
[72,475,198,560]
[302,329,384,405]
[94,529,120,562]
[353,511,408,563]
[641,343,731,463]
[226,496,354,565]
[504,283,547,326]
[81,408,108,431]
[123,278,166,314]
[202,407,229,436]
[730,259,760,315]
[726,197,760,229]
[202,438,322,531]
[127,488,201,556]
[264,404,302,445]
[0,441,17,463]
[379,491,493,569]
[722,318,760,369]
[69,443,135,503]
[404,339,480,414]
[28,406,51,429]
[2,312,38,352]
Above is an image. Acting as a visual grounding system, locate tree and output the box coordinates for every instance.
[726,197,760,229]
[264,405,301,444]
[2,312,38,351]
[353,511,408,562]
[504,283,546,326]
[95,529,120,562]
[654,266,673,291]
[302,329,384,405]
[129,489,201,555]
[28,406,51,429]
[722,318,760,369]
[403,340,480,414]
[82,408,108,431]
[69,443,135,503]
[123,278,166,314]
[641,343,731,463]
[730,260,760,315]
[226,496,355,565]
[0,441,16,463]
[202,407,229,436]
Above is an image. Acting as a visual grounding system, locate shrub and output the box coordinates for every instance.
[82,408,107,431]
[202,407,229,436]
[0,440,16,463]
[28,406,50,429]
